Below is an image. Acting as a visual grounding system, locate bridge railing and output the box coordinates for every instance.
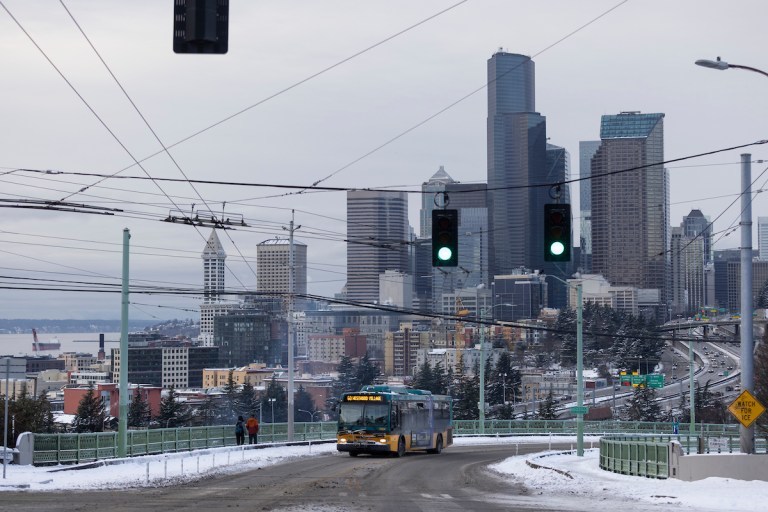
[599,435,672,478]
[23,419,744,466]
[29,422,339,466]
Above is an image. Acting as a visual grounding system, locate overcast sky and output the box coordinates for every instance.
[1,0,766,321]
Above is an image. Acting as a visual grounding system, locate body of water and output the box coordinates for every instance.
[0,332,121,357]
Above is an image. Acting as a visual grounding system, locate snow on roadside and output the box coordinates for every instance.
[1,434,766,512]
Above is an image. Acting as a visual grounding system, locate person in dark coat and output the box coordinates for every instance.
[235,416,245,445]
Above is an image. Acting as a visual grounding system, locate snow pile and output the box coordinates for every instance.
[0,436,766,512]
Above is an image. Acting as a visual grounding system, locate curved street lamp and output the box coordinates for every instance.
[695,57,768,78]
[695,56,766,454]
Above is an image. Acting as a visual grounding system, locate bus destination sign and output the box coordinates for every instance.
[343,395,384,402]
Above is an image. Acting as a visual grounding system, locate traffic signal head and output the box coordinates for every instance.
[432,209,458,267]
[173,0,229,54]
[544,204,571,262]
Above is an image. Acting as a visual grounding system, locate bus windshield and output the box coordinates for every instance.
[339,403,390,431]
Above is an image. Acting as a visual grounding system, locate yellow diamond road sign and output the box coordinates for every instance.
[727,389,766,428]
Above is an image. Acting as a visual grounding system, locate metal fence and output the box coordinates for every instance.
[452,419,739,437]
[31,422,338,465]
[599,435,671,478]
[27,419,746,466]
[599,433,768,480]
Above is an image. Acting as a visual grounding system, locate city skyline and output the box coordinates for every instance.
[1,1,765,319]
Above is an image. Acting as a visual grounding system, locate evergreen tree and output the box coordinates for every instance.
[193,396,221,427]
[262,376,288,423]
[334,356,359,396]
[236,381,260,419]
[357,353,380,388]
[157,386,191,428]
[73,383,106,433]
[626,386,661,422]
[453,359,479,420]
[221,369,238,422]
[537,388,558,420]
[432,361,449,395]
[7,388,54,440]
[681,381,729,424]
[127,389,150,428]
[412,360,434,392]
[294,385,316,421]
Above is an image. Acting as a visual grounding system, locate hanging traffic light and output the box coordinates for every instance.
[544,203,571,262]
[173,0,229,54]
[432,209,458,267]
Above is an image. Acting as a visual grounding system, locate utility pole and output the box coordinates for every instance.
[283,211,300,442]
[118,228,130,458]
[740,153,754,454]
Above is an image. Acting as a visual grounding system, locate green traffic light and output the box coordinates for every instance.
[549,241,565,256]
[437,247,453,261]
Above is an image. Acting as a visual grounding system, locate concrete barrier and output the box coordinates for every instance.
[669,441,768,481]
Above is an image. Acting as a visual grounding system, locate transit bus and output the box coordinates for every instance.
[336,385,453,457]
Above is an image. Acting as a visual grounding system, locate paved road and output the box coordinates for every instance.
[1,442,597,512]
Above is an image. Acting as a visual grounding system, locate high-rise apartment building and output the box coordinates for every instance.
[591,112,669,313]
[579,140,600,273]
[256,238,307,295]
[346,190,409,304]
[758,217,768,260]
[486,51,570,306]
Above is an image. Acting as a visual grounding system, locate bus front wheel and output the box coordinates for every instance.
[427,435,443,454]
[394,437,406,458]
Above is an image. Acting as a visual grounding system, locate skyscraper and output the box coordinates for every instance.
[418,166,488,304]
[486,51,569,307]
[683,209,713,264]
[346,190,409,303]
[487,51,547,278]
[671,226,705,316]
[579,140,600,273]
[591,112,669,310]
[758,216,768,260]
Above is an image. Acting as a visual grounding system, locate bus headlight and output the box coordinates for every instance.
[379,439,386,443]
[339,438,347,444]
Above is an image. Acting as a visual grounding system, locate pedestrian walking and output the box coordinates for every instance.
[246,414,259,444]
[235,416,245,445]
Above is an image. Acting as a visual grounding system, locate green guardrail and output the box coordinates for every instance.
[600,435,671,479]
[452,419,740,437]
[31,422,338,466]
[27,419,745,466]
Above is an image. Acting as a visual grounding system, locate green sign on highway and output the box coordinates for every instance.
[646,374,664,389]
[570,406,589,415]
[631,374,645,386]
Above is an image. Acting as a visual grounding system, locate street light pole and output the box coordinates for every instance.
[575,281,584,456]
[695,57,766,454]
[479,307,486,435]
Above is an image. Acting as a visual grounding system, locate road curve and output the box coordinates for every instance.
[2,442,590,512]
